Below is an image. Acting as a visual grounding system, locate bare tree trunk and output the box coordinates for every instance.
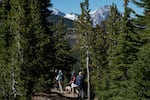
[11,25,23,98]
[11,63,17,98]
[86,50,90,100]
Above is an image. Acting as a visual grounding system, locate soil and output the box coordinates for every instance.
[32,89,80,100]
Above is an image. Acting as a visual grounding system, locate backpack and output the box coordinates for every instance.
[56,72,64,81]
[71,76,76,84]
[76,75,84,87]
[62,73,64,81]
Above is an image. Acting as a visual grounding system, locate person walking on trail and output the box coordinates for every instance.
[56,70,64,93]
[76,71,84,99]
[70,72,78,94]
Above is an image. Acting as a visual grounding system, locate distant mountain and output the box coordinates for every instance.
[90,5,110,26]
[50,8,66,16]
[50,5,110,26]
[47,14,74,28]
[64,13,78,20]
[50,8,78,21]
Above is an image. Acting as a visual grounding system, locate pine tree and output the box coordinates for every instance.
[53,19,73,69]
[20,0,54,97]
[89,22,109,100]
[52,19,75,86]
[0,0,28,99]
[32,0,56,92]
[131,0,150,99]
[20,0,44,98]
[1,0,55,99]
[133,44,150,100]
[0,0,13,99]
[74,0,93,99]
[106,4,122,46]
[106,0,141,99]
[90,4,122,99]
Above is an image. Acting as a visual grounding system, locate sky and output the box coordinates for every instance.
[51,0,143,14]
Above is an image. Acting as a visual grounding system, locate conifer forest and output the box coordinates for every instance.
[0,0,150,100]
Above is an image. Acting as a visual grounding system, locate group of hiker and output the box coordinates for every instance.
[54,69,84,99]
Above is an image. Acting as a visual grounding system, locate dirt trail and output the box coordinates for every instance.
[32,89,79,100]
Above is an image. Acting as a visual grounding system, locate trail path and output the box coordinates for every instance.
[32,88,79,100]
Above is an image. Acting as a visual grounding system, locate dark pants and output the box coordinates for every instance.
[78,87,84,99]
[54,80,58,89]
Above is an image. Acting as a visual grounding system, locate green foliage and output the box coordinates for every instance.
[0,0,149,99]
[0,0,55,99]
[0,0,26,99]
[53,19,74,69]
[90,23,109,99]
[52,19,75,86]
[20,0,54,96]
[91,4,122,99]
[74,0,93,70]
[131,44,150,100]
[131,0,150,99]
[105,1,142,100]
[48,14,74,28]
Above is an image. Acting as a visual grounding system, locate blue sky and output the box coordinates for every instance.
[51,0,143,14]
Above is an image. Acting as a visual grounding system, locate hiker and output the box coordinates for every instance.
[76,71,84,99]
[56,70,64,93]
[70,72,78,94]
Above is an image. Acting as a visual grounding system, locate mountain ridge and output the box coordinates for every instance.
[50,5,110,26]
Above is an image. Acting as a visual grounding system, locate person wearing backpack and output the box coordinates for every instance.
[76,71,84,99]
[56,70,64,93]
[70,72,78,95]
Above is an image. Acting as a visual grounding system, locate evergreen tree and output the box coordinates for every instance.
[53,19,73,70]
[0,0,28,99]
[131,0,150,99]
[106,4,122,46]
[20,0,44,98]
[0,0,56,99]
[74,0,93,99]
[90,22,109,99]
[106,0,141,99]
[0,0,13,99]
[52,19,74,85]
[91,4,122,99]
[32,0,55,93]
[20,0,54,98]
[132,44,150,100]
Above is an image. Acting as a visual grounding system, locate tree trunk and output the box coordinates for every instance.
[86,50,90,100]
